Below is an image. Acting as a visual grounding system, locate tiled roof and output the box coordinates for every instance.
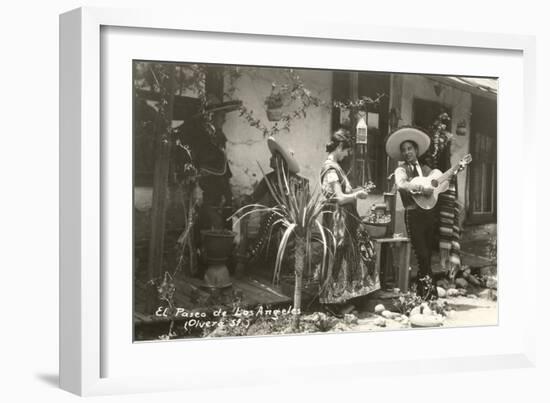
[446,76,498,95]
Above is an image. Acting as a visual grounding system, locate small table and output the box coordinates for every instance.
[372,237,411,292]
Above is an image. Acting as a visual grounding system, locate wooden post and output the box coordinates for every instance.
[387,74,403,189]
[147,64,176,282]
[205,66,224,100]
[181,184,198,276]
[349,73,359,186]
[374,241,382,287]
[398,242,411,292]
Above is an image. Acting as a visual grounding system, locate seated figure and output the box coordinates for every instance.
[235,137,309,277]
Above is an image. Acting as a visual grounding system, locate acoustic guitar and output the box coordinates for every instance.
[410,154,472,210]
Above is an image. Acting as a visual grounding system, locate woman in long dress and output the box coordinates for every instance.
[319,129,380,304]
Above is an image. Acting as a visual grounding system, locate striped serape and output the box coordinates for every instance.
[438,176,462,274]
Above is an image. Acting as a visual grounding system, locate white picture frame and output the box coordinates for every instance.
[59,6,537,396]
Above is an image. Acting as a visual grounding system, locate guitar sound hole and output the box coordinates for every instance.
[431,179,439,188]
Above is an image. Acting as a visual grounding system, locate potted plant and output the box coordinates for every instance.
[264,89,284,121]
[362,205,392,238]
[232,167,336,330]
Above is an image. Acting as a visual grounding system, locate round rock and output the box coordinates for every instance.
[374,317,386,327]
[374,304,385,314]
[455,278,469,289]
[410,314,443,328]
[446,288,459,297]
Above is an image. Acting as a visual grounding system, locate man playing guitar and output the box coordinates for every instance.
[386,126,470,299]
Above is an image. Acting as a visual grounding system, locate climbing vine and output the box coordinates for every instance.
[428,112,453,160]
[332,93,386,112]
[225,67,328,137]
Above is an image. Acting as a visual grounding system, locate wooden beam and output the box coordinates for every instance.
[427,76,497,100]
[147,65,176,281]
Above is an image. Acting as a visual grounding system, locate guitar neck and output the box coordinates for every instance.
[438,162,463,183]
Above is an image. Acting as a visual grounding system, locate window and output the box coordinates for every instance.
[331,71,391,193]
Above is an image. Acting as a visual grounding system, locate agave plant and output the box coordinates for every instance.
[232,160,337,329]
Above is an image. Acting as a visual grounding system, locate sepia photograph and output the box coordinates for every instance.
[132,61,498,341]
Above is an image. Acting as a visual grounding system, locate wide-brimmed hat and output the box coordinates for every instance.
[267,136,300,174]
[385,126,431,160]
[203,94,242,114]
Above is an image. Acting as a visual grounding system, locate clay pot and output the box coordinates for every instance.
[201,230,236,288]
[266,108,283,121]
[201,230,236,264]
[364,223,388,238]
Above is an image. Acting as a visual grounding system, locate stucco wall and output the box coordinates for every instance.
[392,74,472,234]
[223,67,333,200]
[223,67,387,216]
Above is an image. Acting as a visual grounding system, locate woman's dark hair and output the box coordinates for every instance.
[326,128,353,153]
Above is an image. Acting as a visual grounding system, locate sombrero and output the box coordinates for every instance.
[385,126,431,160]
[171,120,185,129]
[203,94,242,114]
[267,136,300,174]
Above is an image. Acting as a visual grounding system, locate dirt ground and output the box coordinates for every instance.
[349,294,498,333]
[198,284,498,339]
[142,268,499,340]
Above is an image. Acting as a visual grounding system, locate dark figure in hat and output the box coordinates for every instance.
[175,95,242,230]
[251,136,306,207]
[386,126,438,299]
[235,137,309,276]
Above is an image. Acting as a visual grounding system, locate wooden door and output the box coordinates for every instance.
[468,95,497,224]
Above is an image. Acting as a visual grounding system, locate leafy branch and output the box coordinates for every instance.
[227,67,328,137]
[428,112,453,160]
[333,93,386,111]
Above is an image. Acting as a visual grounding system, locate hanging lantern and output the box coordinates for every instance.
[356,113,368,144]
[456,120,468,136]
